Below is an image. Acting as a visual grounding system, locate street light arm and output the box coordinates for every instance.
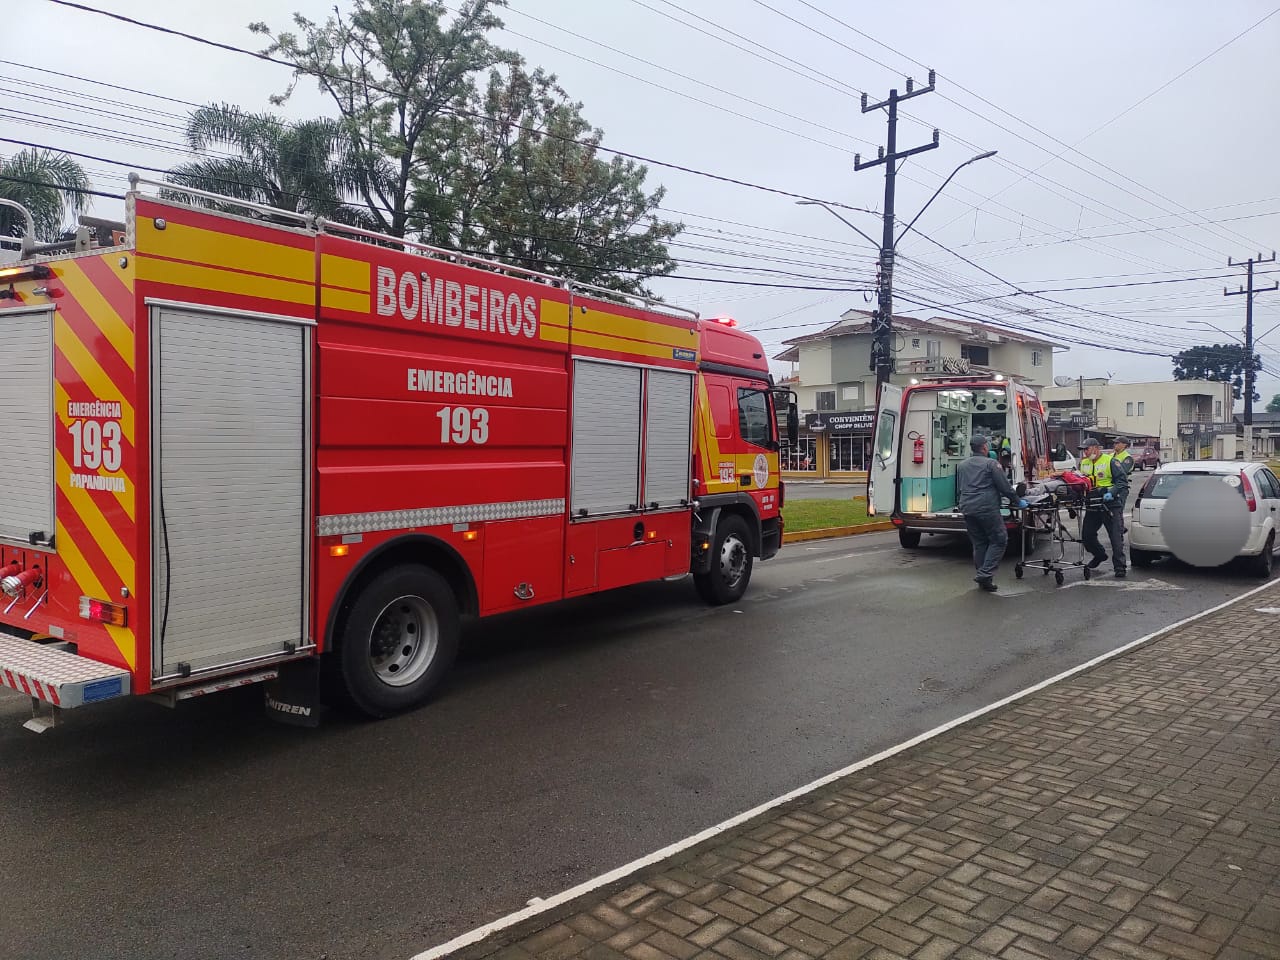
[794,200,881,249]
[894,150,997,249]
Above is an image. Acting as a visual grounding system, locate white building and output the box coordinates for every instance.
[1039,377,1235,460]
[773,310,1059,477]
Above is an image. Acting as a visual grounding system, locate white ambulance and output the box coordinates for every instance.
[869,376,1076,548]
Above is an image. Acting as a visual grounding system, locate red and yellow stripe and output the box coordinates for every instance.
[51,254,138,670]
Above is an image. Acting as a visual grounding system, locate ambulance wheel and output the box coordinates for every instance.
[1014,564,1023,579]
[898,528,922,549]
[1055,571,1065,586]
[694,514,753,605]
[336,565,460,718]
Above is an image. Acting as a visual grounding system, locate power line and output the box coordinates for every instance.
[38,0,880,216]
[782,0,1279,257]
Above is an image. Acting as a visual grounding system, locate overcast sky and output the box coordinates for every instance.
[12,0,1280,410]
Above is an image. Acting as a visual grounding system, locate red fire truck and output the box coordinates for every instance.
[0,178,791,728]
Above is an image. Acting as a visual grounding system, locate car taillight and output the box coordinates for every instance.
[1241,471,1257,512]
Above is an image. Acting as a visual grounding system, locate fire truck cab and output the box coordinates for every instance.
[0,179,787,727]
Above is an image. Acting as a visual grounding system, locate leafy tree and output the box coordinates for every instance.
[0,149,91,241]
[168,103,375,226]
[251,0,680,294]
[251,0,509,238]
[1171,343,1260,402]
[1267,393,1280,414]
[412,65,680,296]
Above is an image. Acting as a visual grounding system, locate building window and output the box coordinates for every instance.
[1126,402,1134,416]
[1031,350,1044,367]
[960,344,989,366]
[911,338,921,349]
[1137,401,1145,417]
[829,435,870,472]
[926,339,942,358]
[781,436,817,472]
[840,384,861,404]
[1215,400,1223,419]
[816,390,836,411]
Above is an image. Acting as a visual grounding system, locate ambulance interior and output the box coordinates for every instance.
[899,387,1012,514]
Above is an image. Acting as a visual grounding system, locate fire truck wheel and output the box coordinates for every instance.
[337,565,460,717]
[694,514,753,605]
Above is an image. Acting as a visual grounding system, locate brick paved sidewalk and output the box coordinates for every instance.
[448,585,1280,960]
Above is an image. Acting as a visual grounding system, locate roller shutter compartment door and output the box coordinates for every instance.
[0,309,53,544]
[152,307,307,678]
[571,360,642,517]
[643,370,693,509]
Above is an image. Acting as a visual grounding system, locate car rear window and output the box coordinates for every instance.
[1143,471,1243,500]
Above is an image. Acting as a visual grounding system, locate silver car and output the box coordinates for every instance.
[1129,461,1280,577]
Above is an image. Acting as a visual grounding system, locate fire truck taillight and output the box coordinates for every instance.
[79,596,128,627]
[1,566,41,598]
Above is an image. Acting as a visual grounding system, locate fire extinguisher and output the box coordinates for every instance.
[910,432,925,464]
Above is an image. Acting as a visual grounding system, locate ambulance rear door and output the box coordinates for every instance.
[869,383,903,517]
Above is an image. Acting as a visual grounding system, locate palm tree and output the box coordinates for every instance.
[167,103,381,227]
[0,149,91,242]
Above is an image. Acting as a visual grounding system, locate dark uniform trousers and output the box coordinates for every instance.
[1083,502,1126,574]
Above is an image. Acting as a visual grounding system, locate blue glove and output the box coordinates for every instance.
[1103,491,1114,502]
[1017,498,1029,509]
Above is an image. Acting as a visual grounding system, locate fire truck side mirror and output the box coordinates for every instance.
[787,404,799,446]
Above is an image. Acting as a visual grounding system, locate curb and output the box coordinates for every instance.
[782,520,893,543]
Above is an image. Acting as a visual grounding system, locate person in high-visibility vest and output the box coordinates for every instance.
[1079,437,1130,577]
[1111,438,1134,477]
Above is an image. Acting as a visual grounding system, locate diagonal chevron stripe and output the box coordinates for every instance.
[54,314,135,446]
[53,518,136,670]
[57,260,135,372]
[56,451,134,591]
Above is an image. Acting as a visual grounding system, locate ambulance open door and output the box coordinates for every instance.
[868,383,902,517]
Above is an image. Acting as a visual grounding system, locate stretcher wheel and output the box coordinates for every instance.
[1083,566,1092,581]
[1055,571,1065,586]
[1014,564,1024,579]
[1042,567,1050,576]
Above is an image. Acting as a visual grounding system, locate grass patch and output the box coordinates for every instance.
[783,498,876,532]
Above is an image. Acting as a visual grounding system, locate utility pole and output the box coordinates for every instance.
[1224,253,1277,460]
[855,72,939,389]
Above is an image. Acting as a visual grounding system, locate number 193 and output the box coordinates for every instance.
[436,406,490,445]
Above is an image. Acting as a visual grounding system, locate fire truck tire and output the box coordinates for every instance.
[336,565,460,717]
[693,514,753,605]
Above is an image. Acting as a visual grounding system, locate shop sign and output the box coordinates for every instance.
[805,411,875,434]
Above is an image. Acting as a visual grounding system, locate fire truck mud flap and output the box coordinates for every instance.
[0,630,131,731]
[264,657,322,728]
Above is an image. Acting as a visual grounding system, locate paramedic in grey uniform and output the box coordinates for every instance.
[956,434,1026,592]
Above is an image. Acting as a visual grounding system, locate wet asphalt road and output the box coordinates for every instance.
[0,515,1261,960]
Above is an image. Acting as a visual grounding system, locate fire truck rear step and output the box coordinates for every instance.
[0,631,132,719]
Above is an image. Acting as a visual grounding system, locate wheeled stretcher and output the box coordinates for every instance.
[1013,475,1094,586]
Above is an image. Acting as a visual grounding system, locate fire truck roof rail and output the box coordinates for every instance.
[129,174,314,227]
[129,174,699,322]
[318,219,699,321]
[316,218,570,286]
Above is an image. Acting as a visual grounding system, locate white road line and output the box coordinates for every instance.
[408,578,1280,960]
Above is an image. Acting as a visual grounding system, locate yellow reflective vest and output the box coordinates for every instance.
[1082,453,1114,489]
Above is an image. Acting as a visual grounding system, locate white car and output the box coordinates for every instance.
[1129,461,1280,577]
